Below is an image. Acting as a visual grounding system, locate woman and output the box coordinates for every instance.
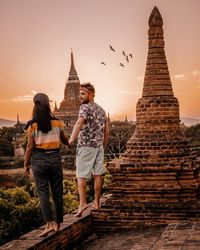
[24,93,69,237]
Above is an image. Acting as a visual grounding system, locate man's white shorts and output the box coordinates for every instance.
[76,145,106,179]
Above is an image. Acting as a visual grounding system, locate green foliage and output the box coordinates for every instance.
[185,124,200,147]
[0,138,14,156]
[63,179,79,213]
[21,134,28,150]
[0,187,42,246]
[0,126,15,156]
[16,175,27,187]
[14,157,24,168]
[102,171,112,194]
[0,127,15,142]
[63,192,79,213]
[82,171,112,203]
[0,174,112,246]
[86,178,95,203]
[10,187,31,205]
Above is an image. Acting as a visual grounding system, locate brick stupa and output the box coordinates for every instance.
[54,51,80,127]
[93,6,200,231]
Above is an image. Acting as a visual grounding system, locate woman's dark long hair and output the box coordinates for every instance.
[32,101,56,133]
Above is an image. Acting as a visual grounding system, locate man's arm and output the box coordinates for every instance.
[103,119,109,148]
[24,132,35,177]
[69,117,85,145]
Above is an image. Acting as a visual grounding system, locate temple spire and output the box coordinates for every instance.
[68,49,78,80]
[54,101,58,112]
[17,114,20,124]
[142,6,173,97]
[125,114,128,122]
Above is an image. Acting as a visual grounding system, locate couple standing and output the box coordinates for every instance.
[24,83,109,237]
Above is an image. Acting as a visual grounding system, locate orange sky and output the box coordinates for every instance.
[0,0,200,121]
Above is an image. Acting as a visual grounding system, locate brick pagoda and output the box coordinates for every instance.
[93,6,200,231]
[54,51,80,127]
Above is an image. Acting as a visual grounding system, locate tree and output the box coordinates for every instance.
[185,124,200,147]
[0,127,15,156]
[105,122,135,159]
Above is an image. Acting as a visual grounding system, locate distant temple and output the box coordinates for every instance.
[14,114,24,136]
[13,114,25,157]
[54,51,81,128]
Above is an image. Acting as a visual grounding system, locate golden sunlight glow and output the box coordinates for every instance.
[0,0,200,121]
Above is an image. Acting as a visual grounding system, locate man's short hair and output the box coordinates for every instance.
[80,82,95,94]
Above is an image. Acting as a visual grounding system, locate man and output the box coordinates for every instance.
[69,82,109,217]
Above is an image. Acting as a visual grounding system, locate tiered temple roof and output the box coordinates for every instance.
[54,51,80,127]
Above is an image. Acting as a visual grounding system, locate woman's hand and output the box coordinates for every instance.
[24,165,30,177]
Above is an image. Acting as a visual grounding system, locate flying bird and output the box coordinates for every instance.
[126,56,129,63]
[101,62,106,65]
[119,63,124,67]
[129,53,133,58]
[109,45,115,52]
[122,51,126,56]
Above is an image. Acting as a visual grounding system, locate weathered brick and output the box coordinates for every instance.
[92,6,200,232]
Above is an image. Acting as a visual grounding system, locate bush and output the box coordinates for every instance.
[14,157,24,168]
[63,179,79,213]
[185,124,200,147]
[0,187,42,246]
[0,174,112,246]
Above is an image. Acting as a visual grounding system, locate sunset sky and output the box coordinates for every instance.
[0,0,200,121]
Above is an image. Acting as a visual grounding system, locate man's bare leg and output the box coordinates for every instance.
[93,175,103,209]
[75,177,89,217]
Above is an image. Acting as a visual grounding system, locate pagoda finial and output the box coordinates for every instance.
[149,6,163,27]
[68,50,79,81]
[69,50,77,75]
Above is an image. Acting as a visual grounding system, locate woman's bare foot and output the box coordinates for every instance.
[75,204,89,217]
[39,222,54,237]
[53,223,60,232]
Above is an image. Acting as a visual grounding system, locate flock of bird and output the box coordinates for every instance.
[100,45,133,68]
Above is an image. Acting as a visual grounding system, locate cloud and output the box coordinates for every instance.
[174,74,185,79]
[12,95,33,102]
[192,70,199,76]
[11,91,37,102]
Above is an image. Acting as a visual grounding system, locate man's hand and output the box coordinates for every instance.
[24,166,30,177]
[68,138,74,146]
[69,117,85,146]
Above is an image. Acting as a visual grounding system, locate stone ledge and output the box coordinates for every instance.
[0,206,93,250]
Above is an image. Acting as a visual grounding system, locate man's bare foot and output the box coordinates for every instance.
[92,200,100,210]
[75,204,89,217]
[39,223,54,237]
